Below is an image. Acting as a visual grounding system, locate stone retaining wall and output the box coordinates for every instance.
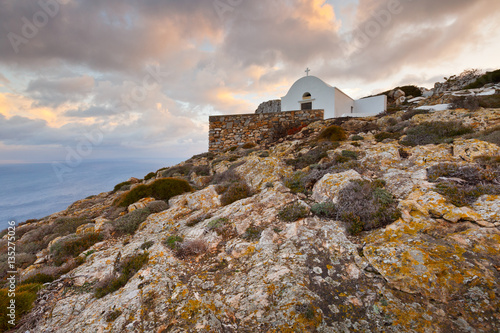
[209,109,324,152]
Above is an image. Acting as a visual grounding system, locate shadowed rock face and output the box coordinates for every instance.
[10,108,500,333]
[255,99,281,114]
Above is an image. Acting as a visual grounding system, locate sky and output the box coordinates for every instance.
[0,0,499,163]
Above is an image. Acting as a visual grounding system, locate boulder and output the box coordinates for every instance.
[255,99,281,114]
[312,170,363,203]
[76,223,96,235]
[235,156,293,191]
[169,185,221,211]
[453,139,500,162]
[93,216,110,233]
[472,195,500,223]
[128,197,156,212]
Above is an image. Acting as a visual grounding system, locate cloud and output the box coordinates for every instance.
[322,0,500,81]
[0,0,499,162]
[26,75,95,107]
[64,106,118,118]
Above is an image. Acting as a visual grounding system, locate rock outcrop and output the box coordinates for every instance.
[4,106,500,333]
[255,99,281,114]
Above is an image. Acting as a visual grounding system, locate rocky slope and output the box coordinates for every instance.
[3,106,500,333]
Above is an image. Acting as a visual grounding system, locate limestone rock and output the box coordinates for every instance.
[472,195,500,223]
[128,197,155,212]
[453,139,500,162]
[312,170,363,203]
[255,99,281,114]
[93,216,109,233]
[169,185,221,211]
[76,223,96,235]
[235,156,293,191]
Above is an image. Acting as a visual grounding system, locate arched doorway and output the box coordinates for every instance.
[301,92,312,110]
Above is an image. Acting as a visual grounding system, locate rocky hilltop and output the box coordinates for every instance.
[1,91,500,332]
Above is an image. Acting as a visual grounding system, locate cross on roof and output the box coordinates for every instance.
[305,67,311,76]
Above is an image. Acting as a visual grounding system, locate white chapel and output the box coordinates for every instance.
[281,70,387,118]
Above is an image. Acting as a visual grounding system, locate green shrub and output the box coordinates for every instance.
[318,125,347,142]
[278,202,309,222]
[94,252,149,299]
[400,121,474,146]
[206,218,230,233]
[52,217,91,236]
[113,181,132,193]
[399,85,422,97]
[311,202,337,218]
[163,235,184,250]
[113,208,152,236]
[116,178,192,207]
[50,233,102,266]
[0,283,41,331]
[375,132,402,142]
[284,171,308,194]
[106,310,122,322]
[464,69,500,89]
[335,180,401,236]
[140,241,154,250]
[20,273,55,285]
[220,182,252,206]
[427,163,489,184]
[401,109,430,121]
[144,172,156,181]
[191,165,210,176]
[351,135,364,141]
[161,164,193,178]
[241,225,264,241]
[434,183,500,207]
[285,143,334,170]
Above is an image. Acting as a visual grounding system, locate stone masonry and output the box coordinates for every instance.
[209,109,324,152]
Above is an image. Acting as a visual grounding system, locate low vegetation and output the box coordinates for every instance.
[113,181,132,193]
[112,207,152,236]
[375,132,402,142]
[220,182,252,206]
[174,239,208,259]
[311,202,337,219]
[334,180,401,235]
[0,283,41,331]
[50,233,102,266]
[427,162,500,206]
[464,69,500,89]
[317,125,347,142]
[163,235,184,250]
[212,167,253,206]
[470,125,500,146]
[94,252,149,299]
[400,121,474,146]
[115,178,192,207]
[278,202,309,222]
[285,142,336,170]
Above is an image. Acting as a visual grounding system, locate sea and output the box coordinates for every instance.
[0,158,183,231]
